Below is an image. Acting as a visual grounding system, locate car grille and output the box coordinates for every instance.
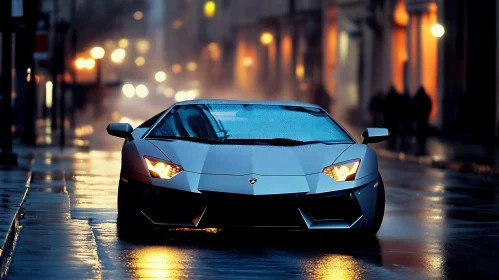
[139,185,362,227]
[303,193,362,224]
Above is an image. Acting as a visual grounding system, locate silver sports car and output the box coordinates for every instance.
[108,99,390,235]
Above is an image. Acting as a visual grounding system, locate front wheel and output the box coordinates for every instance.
[363,173,385,235]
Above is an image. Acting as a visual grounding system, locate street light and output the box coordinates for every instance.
[75,58,86,69]
[119,38,129,48]
[430,23,445,38]
[134,11,143,20]
[172,64,182,74]
[186,62,197,72]
[90,47,105,84]
[136,39,150,54]
[136,84,149,98]
[84,58,95,69]
[111,48,126,64]
[155,71,167,82]
[135,56,146,67]
[260,32,274,45]
[204,1,216,19]
[122,83,135,98]
[90,46,105,59]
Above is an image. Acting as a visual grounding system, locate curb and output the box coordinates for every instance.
[377,149,499,177]
[0,159,34,279]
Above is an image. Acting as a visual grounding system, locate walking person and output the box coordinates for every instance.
[382,85,401,150]
[399,88,412,152]
[412,86,432,155]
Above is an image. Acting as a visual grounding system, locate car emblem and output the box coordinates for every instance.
[249,178,257,185]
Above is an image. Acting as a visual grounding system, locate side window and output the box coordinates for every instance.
[138,110,166,128]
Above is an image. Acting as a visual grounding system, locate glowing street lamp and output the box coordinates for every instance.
[186,62,197,72]
[118,38,129,48]
[134,11,143,21]
[430,23,445,38]
[136,84,149,98]
[155,71,167,82]
[84,58,95,69]
[111,48,126,64]
[122,83,135,98]
[260,32,274,45]
[90,46,105,59]
[204,1,216,19]
[75,58,86,69]
[135,56,146,67]
[172,64,182,74]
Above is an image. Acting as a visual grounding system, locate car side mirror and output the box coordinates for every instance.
[362,128,390,144]
[107,123,133,139]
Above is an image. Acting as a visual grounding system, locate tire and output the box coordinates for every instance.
[365,173,385,235]
[117,181,143,225]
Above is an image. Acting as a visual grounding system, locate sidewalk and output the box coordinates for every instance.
[0,121,90,277]
[342,122,499,177]
[0,151,34,277]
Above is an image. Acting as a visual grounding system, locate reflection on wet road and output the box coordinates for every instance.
[7,147,499,279]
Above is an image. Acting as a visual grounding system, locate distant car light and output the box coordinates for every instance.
[323,159,360,181]
[144,156,183,179]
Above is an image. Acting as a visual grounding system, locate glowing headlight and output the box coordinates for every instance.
[323,159,360,182]
[144,156,183,179]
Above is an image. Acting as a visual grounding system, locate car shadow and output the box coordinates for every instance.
[117,223,384,267]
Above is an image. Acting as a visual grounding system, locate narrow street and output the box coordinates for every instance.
[5,136,499,279]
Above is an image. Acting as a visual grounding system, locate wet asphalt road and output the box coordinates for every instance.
[6,140,499,279]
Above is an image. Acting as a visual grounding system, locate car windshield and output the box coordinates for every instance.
[147,104,353,144]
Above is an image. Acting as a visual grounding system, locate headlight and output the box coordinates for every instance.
[323,159,360,181]
[144,156,183,179]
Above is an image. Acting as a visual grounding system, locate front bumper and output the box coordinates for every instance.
[124,177,378,230]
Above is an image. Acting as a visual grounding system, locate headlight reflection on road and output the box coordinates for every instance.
[303,254,361,279]
[128,246,186,279]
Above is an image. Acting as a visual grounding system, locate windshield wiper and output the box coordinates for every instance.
[147,135,226,144]
[223,138,324,146]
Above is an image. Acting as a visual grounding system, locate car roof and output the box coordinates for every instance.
[173,99,321,108]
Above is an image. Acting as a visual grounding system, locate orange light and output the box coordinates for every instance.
[84,58,96,69]
[134,11,143,21]
[393,0,409,27]
[186,62,197,72]
[243,57,254,67]
[75,58,86,69]
[323,160,360,182]
[144,157,183,179]
[172,64,182,74]
[260,32,274,45]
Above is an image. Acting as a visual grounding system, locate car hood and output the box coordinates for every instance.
[147,140,353,176]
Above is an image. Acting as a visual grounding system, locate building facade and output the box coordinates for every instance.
[163,0,499,139]
[324,0,499,139]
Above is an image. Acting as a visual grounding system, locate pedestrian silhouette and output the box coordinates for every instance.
[412,86,432,155]
[369,91,384,127]
[399,88,412,152]
[382,85,401,150]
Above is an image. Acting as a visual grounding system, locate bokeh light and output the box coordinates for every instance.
[122,83,135,98]
[84,58,96,69]
[155,71,167,82]
[134,11,143,20]
[430,23,445,38]
[135,56,146,67]
[136,84,149,98]
[90,47,105,59]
